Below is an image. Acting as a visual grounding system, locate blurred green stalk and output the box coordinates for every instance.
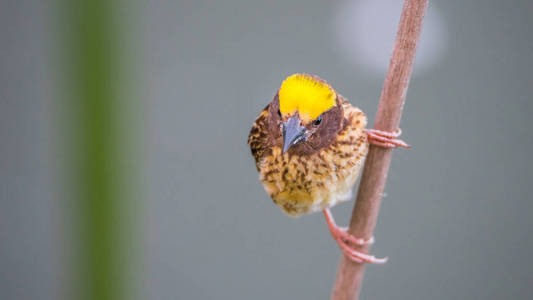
[63,1,139,300]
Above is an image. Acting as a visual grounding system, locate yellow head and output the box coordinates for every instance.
[278,73,336,123]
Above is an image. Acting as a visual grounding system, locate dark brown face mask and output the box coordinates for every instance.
[267,93,345,156]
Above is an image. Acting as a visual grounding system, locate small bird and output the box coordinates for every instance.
[248,73,408,263]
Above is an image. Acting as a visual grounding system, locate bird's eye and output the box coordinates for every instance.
[277,109,282,118]
[313,114,322,126]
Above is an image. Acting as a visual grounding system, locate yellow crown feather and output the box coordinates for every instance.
[278,74,336,122]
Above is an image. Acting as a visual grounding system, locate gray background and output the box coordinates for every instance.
[1,0,532,299]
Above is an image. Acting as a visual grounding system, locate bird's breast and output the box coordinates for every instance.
[258,135,366,216]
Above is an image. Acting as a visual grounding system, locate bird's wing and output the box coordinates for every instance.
[335,95,369,158]
[338,95,367,131]
[248,104,271,170]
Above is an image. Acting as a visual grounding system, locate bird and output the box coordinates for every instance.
[248,73,408,263]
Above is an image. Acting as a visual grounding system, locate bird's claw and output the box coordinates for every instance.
[366,128,410,149]
[335,226,375,246]
[323,209,387,264]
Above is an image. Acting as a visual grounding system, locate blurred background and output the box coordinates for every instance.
[1,0,532,299]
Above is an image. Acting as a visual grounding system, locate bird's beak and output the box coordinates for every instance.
[282,115,306,153]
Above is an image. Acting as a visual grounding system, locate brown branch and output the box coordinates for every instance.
[330,0,428,299]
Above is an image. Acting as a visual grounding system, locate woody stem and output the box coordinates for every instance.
[330,0,428,299]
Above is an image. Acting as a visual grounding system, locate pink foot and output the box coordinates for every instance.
[366,128,410,149]
[323,209,388,264]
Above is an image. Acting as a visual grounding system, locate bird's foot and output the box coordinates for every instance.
[366,128,410,149]
[323,209,388,264]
